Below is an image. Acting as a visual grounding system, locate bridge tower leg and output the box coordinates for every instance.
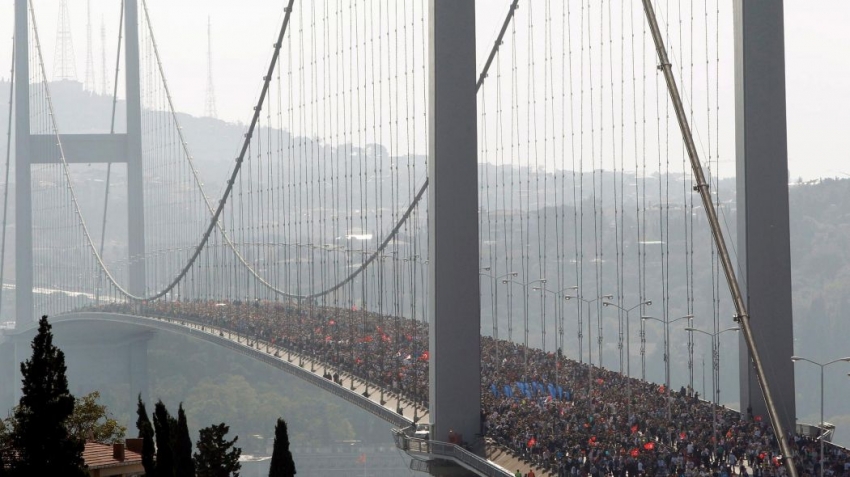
[428,0,481,447]
[14,0,32,328]
[12,0,147,323]
[734,0,796,431]
[124,0,147,297]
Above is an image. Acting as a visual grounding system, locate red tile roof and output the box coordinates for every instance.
[83,442,143,470]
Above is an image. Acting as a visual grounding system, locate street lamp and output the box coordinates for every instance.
[686,326,739,458]
[642,314,693,419]
[533,285,578,390]
[790,355,850,477]
[565,293,613,397]
[642,314,693,389]
[502,277,546,380]
[602,300,652,377]
[533,285,578,353]
[603,299,652,417]
[480,269,518,370]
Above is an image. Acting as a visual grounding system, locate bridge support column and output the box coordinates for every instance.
[428,0,480,448]
[125,0,146,297]
[14,0,33,328]
[734,0,796,431]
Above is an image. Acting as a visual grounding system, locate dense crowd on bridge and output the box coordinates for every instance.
[84,301,850,477]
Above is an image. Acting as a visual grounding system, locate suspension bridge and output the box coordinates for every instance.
[0,1,825,476]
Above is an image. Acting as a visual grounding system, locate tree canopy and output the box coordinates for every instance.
[194,423,241,477]
[135,395,156,476]
[65,391,127,444]
[268,418,296,477]
[175,404,196,477]
[8,316,86,477]
[153,400,175,477]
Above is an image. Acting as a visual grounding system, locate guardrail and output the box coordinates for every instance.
[392,428,512,477]
[34,312,418,429]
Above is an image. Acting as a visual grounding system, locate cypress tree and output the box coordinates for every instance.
[194,423,241,477]
[153,400,174,477]
[9,316,86,477]
[268,418,296,477]
[174,404,195,477]
[135,395,156,476]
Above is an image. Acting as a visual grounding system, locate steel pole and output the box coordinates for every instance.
[640,321,646,381]
[665,317,671,421]
[640,2,798,475]
[819,364,826,477]
[712,338,717,463]
[626,310,631,417]
[587,300,593,396]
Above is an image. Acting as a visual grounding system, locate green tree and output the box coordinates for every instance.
[153,400,175,477]
[8,316,86,477]
[194,423,241,477]
[0,416,11,453]
[65,391,126,443]
[175,404,195,477]
[268,418,296,477]
[136,396,156,476]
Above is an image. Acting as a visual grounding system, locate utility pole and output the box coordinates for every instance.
[85,0,96,91]
[101,16,108,96]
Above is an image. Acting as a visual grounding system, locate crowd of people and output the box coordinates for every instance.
[84,300,850,477]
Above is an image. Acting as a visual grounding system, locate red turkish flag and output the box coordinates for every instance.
[630,425,639,434]
[527,437,536,448]
[643,442,655,451]
[630,448,640,457]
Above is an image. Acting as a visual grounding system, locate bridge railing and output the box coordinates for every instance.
[126,309,428,410]
[392,428,511,477]
[52,311,419,429]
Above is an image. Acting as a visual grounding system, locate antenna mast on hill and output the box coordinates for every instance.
[100,16,108,95]
[204,16,218,118]
[85,0,96,91]
[53,0,78,81]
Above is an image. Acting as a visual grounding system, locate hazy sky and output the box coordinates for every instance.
[0,1,848,181]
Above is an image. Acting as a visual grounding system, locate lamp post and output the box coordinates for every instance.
[602,300,652,377]
[533,285,578,389]
[686,326,740,459]
[565,293,613,397]
[502,277,546,380]
[533,285,579,353]
[480,268,518,371]
[790,355,850,477]
[602,299,651,417]
[642,314,693,420]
